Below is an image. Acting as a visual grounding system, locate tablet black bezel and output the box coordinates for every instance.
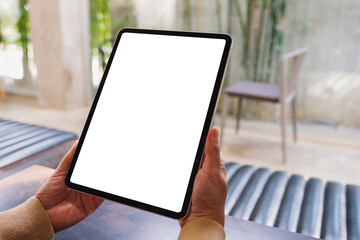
[65,28,232,219]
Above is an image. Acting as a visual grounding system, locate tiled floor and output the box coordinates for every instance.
[214,117,360,185]
[1,95,360,185]
[0,95,89,135]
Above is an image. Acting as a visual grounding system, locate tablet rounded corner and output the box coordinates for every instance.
[118,27,136,37]
[173,203,191,220]
[222,34,233,51]
[118,28,129,36]
[64,174,74,190]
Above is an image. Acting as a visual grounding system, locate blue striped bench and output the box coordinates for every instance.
[0,119,77,178]
[225,162,360,240]
[1,119,358,239]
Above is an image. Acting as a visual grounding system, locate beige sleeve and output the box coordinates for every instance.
[178,218,226,240]
[0,196,54,240]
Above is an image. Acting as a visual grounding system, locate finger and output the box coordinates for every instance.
[56,140,78,173]
[202,128,221,171]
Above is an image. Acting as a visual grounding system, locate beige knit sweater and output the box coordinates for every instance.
[0,197,225,240]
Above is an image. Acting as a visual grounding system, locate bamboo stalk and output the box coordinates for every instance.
[265,0,278,83]
[233,0,247,74]
[129,0,137,27]
[215,0,222,32]
[243,0,254,80]
[258,0,271,83]
[233,0,246,38]
[0,17,3,44]
[248,3,257,81]
[223,0,234,88]
[271,0,285,84]
[227,0,233,35]
[277,0,288,59]
[183,0,192,30]
[273,0,287,83]
[242,0,254,118]
[254,1,266,82]
[17,0,32,85]
[215,0,223,32]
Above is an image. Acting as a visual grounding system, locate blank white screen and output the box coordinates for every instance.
[70,32,226,213]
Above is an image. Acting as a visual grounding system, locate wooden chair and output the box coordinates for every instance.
[220,47,308,163]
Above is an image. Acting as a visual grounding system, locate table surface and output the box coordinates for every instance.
[0,165,318,240]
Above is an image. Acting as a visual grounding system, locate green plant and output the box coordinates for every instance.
[89,0,112,51]
[16,0,32,84]
[227,0,288,120]
[90,0,137,71]
[0,17,3,44]
[229,0,288,84]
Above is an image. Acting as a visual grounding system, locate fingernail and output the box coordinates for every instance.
[212,129,219,140]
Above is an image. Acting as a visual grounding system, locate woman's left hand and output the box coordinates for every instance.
[36,141,104,232]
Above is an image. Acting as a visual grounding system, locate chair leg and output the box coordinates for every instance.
[280,103,287,163]
[236,97,242,133]
[0,84,8,102]
[291,98,297,142]
[220,94,230,146]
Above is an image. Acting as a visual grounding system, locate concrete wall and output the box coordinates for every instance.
[283,0,360,126]
[29,0,91,109]
[133,0,177,29]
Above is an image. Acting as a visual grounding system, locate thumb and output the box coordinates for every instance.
[202,128,221,171]
[55,140,78,175]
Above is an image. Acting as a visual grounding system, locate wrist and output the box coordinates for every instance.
[178,217,226,240]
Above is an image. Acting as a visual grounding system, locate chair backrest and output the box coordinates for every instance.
[280,47,308,103]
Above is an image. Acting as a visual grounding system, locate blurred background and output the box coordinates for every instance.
[0,0,359,185]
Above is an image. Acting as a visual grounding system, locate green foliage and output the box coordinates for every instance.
[16,0,32,83]
[256,0,267,7]
[16,0,31,53]
[89,0,112,50]
[230,0,288,83]
[0,18,2,43]
[0,29,3,46]
[89,0,136,72]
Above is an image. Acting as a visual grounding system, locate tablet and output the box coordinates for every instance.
[65,28,232,219]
